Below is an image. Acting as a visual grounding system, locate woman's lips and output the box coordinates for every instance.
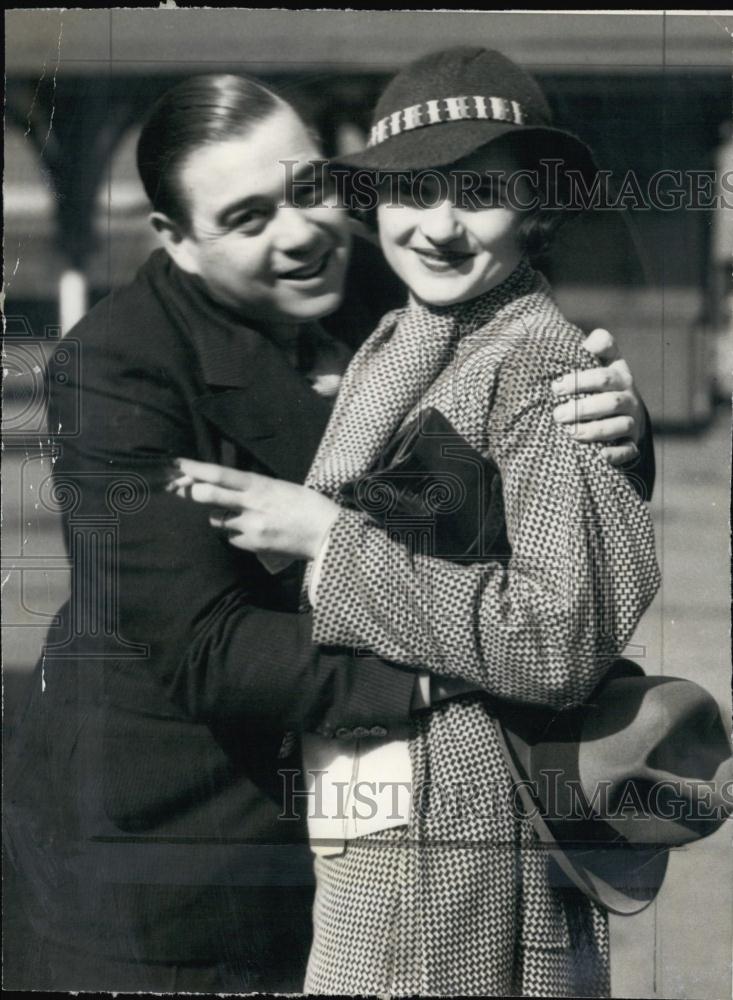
[411,247,475,271]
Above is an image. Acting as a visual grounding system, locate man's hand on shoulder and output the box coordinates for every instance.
[550,328,646,467]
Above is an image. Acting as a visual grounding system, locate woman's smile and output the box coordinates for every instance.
[410,245,476,272]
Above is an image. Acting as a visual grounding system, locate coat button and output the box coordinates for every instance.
[335,727,351,740]
[370,726,388,737]
[352,726,369,738]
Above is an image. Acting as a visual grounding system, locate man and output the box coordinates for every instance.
[5,74,653,993]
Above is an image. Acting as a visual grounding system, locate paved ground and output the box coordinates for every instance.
[608,411,731,1000]
[3,410,731,996]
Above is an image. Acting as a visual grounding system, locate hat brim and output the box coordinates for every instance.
[495,714,669,916]
[334,119,596,179]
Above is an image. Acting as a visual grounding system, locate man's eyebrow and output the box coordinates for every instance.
[215,162,325,225]
[288,160,324,179]
[282,160,327,195]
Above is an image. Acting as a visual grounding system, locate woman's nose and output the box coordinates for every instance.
[418,201,463,244]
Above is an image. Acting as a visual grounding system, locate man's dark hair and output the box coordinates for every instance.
[136,74,284,230]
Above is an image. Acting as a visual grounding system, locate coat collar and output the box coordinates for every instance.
[405,257,538,337]
[144,250,334,482]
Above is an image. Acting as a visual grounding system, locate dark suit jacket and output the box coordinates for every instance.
[4,245,417,971]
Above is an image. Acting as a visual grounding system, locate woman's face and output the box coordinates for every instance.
[376,142,531,307]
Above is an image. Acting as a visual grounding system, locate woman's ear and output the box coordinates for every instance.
[148,212,201,274]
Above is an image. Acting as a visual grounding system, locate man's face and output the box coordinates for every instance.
[172,106,351,325]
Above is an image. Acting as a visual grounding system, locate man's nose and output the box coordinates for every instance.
[272,206,322,255]
[419,201,463,244]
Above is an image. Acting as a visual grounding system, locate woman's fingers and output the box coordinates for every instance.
[175,457,259,492]
[209,510,252,546]
[174,463,338,561]
[190,482,248,509]
[209,510,241,529]
[173,458,295,510]
[165,473,195,497]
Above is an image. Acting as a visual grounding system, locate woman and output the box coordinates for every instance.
[176,48,660,996]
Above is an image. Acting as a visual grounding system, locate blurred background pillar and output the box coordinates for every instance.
[59,270,87,335]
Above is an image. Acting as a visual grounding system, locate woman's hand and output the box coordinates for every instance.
[551,328,646,466]
[170,459,340,560]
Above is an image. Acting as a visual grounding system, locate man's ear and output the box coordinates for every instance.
[149,212,201,274]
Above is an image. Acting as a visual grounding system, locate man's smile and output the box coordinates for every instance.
[280,249,333,282]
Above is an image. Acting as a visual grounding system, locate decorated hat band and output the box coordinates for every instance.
[367,94,527,148]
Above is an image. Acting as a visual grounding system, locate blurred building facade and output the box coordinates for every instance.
[4,9,732,427]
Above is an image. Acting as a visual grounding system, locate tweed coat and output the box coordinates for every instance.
[302,261,661,996]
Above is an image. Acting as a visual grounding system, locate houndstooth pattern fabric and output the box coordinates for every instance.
[303,262,659,996]
[310,264,660,705]
[304,306,453,495]
[306,705,611,997]
[305,263,533,500]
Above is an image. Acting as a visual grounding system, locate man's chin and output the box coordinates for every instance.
[282,289,344,322]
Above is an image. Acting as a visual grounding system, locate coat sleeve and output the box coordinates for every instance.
[627,401,656,501]
[309,336,661,711]
[49,321,417,734]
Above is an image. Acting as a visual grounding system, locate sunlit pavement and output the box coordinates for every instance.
[3,410,731,996]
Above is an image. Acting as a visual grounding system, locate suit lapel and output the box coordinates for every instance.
[148,253,337,482]
[194,376,333,483]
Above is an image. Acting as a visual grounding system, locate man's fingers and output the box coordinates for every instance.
[561,415,635,442]
[552,367,614,396]
[552,359,632,398]
[582,328,619,363]
[175,457,258,492]
[601,442,640,466]
[554,392,634,424]
[608,357,633,390]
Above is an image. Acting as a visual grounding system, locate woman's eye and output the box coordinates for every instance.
[474,182,504,205]
[398,178,414,200]
[395,177,425,205]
